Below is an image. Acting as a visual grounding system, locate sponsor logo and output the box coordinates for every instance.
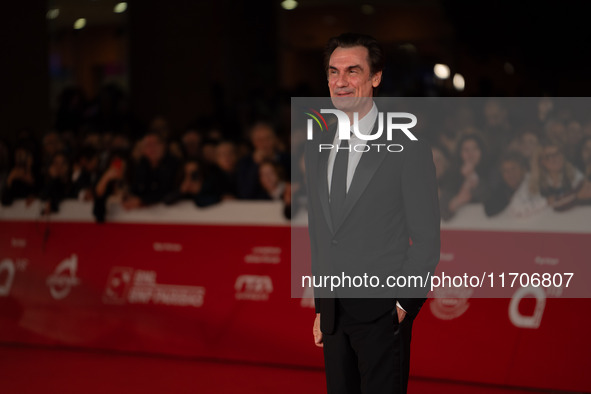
[534,256,559,266]
[103,266,134,304]
[235,275,273,301]
[244,246,281,264]
[0,259,16,296]
[10,238,27,248]
[46,254,80,300]
[509,286,546,329]
[439,252,455,262]
[103,266,205,307]
[429,287,472,320]
[153,242,182,252]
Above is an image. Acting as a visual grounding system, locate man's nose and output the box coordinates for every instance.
[335,73,348,87]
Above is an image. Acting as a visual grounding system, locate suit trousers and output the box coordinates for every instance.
[323,299,413,394]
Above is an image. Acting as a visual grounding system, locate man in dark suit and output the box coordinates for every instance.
[305,33,440,393]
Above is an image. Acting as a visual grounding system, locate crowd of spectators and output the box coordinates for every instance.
[0,85,292,222]
[1,89,591,223]
[425,98,591,220]
[287,97,591,222]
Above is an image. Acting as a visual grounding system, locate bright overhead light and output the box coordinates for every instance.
[453,73,465,91]
[46,8,59,20]
[74,18,87,30]
[114,2,127,13]
[433,63,450,79]
[281,0,298,10]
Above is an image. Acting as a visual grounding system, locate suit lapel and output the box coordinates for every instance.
[318,126,336,234]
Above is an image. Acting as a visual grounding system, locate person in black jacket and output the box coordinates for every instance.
[163,159,220,208]
[93,150,128,223]
[236,122,289,199]
[439,134,490,221]
[210,140,239,200]
[40,152,71,214]
[123,132,180,210]
[71,145,99,201]
[484,152,528,217]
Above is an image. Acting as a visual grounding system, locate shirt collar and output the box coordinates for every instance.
[351,101,378,139]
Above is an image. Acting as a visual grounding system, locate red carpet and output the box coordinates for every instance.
[0,344,563,393]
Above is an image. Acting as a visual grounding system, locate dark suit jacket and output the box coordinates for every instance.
[305,118,440,334]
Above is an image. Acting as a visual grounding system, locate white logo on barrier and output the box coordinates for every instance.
[153,242,182,252]
[244,246,281,264]
[534,256,559,266]
[0,259,16,296]
[300,286,315,308]
[439,252,455,262]
[103,266,205,307]
[46,254,80,300]
[509,286,546,329]
[429,287,472,320]
[10,238,27,248]
[103,266,134,304]
[235,275,273,301]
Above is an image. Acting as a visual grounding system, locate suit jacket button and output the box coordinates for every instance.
[331,239,338,245]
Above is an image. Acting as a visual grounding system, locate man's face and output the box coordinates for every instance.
[259,163,279,192]
[484,100,507,126]
[460,139,482,168]
[51,154,70,179]
[520,132,539,159]
[546,120,567,145]
[501,160,525,190]
[541,146,564,172]
[182,131,201,157]
[216,142,237,172]
[251,125,276,154]
[142,135,165,164]
[327,46,381,112]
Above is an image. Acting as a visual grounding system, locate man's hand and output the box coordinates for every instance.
[396,305,407,324]
[460,162,476,178]
[448,187,472,213]
[7,168,33,187]
[313,313,323,347]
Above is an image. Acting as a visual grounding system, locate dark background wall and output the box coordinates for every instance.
[2,0,50,140]
[128,0,277,133]
[2,0,591,142]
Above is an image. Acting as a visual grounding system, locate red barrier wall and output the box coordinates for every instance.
[0,201,590,392]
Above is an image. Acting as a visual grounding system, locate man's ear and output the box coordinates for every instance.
[372,71,383,88]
